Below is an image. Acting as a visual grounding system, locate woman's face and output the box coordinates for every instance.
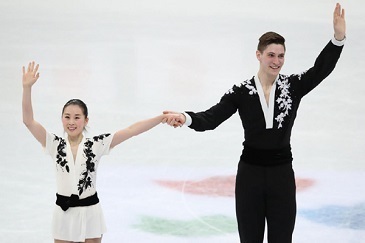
[62,104,88,138]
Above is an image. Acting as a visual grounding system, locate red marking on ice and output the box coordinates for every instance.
[155,176,315,197]
[296,178,315,191]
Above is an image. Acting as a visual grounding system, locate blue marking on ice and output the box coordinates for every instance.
[299,203,365,230]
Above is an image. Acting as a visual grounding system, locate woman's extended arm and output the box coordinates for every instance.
[110,113,180,149]
[22,61,47,147]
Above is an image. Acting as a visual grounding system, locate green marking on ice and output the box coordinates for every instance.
[133,215,237,236]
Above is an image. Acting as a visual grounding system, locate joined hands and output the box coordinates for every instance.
[162,111,186,128]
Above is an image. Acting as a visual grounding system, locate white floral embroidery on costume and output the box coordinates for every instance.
[227,79,257,95]
[297,70,308,80]
[275,75,292,128]
[245,79,258,95]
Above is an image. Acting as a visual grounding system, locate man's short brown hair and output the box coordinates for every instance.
[257,32,286,53]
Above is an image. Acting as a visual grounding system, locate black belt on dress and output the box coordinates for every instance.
[56,192,99,211]
[241,145,293,166]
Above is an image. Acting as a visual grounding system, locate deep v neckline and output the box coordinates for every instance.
[70,144,79,162]
[254,75,277,129]
[66,136,85,165]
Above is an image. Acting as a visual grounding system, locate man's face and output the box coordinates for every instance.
[256,43,285,77]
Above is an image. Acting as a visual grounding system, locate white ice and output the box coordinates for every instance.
[1,0,365,242]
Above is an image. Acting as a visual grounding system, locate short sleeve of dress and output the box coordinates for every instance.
[45,131,61,156]
[90,133,114,156]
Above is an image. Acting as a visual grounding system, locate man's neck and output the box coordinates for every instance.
[257,71,276,88]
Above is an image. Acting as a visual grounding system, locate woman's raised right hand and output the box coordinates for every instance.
[22,61,40,88]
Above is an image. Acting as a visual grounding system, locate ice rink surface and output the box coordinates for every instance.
[1,0,365,242]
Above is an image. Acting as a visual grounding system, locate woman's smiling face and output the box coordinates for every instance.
[62,104,88,138]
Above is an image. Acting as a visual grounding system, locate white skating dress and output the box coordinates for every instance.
[45,132,113,241]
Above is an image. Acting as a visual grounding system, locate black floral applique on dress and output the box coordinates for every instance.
[53,135,70,173]
[77,133,111,196]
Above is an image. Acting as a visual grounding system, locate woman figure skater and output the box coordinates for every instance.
[22,61,179,243]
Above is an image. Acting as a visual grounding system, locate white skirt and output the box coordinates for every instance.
[52,203,107,241]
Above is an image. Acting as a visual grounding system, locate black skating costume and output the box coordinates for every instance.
[184,38,344,243]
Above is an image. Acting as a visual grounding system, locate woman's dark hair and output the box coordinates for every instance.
[257,31,286,53]
[62,99,88,118]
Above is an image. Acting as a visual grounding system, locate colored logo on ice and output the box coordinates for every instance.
[133,175,317,236]
[299,203,365,230]
[155,175,315,197]
[133,215,237,236]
